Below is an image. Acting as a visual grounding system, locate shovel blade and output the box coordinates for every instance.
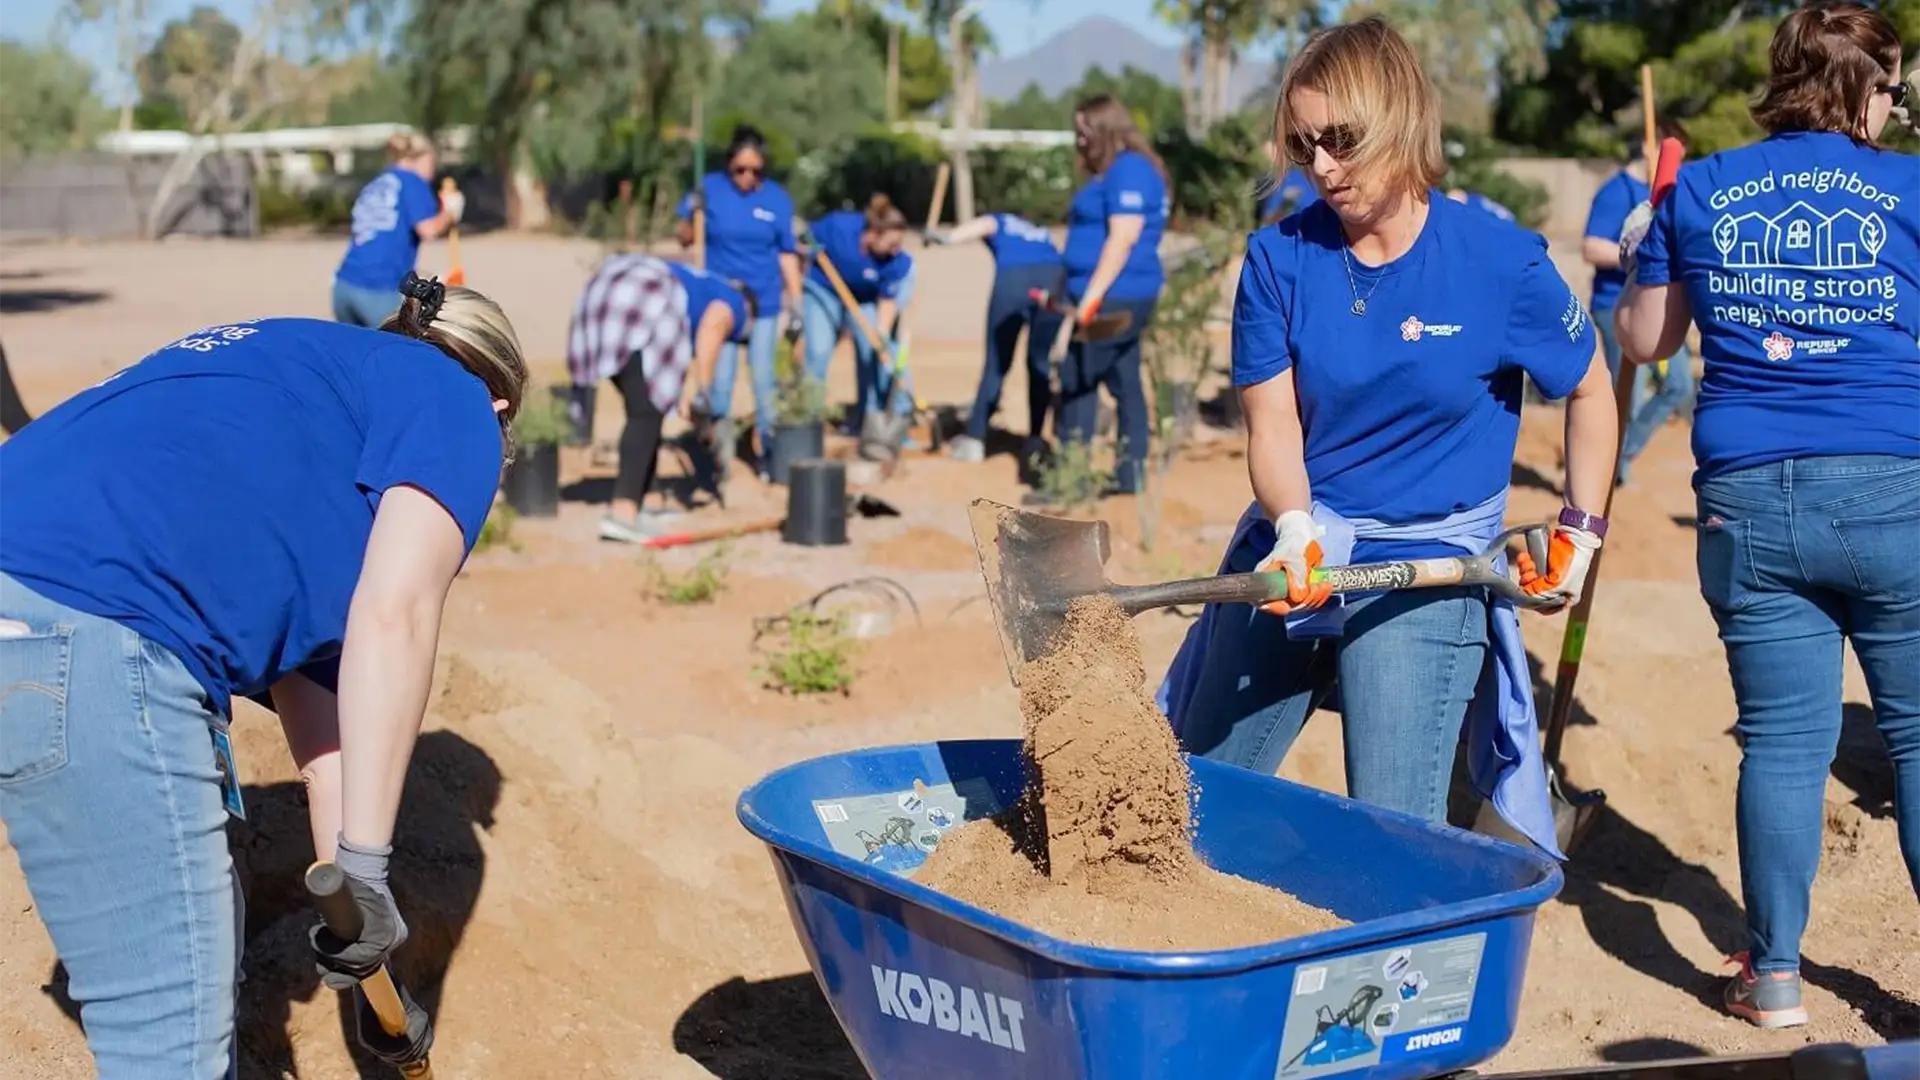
[967,498,1116,684]
[858,411,912,462]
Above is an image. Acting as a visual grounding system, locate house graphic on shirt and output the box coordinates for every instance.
[1713,202,1888,270]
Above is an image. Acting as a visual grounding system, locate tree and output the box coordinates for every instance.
[987,66,1186,137]
[803,0,950,117]
[1154,0,1280,131]
[65,0,151,133]
[713,15,888,155]
[1347,0,1558,131]
[135,5,245,129]
[0,41,110,158]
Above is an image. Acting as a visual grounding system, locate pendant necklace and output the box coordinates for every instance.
[1340,243,1384,316]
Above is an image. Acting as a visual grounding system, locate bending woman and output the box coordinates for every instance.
[929,211,1065,468]
[567,254,754,543]
[1615,0,1919,1029]
[1158,17,1617,857]
[800,194,916,435]
[333,131,463,327]
[0,275,526,1076]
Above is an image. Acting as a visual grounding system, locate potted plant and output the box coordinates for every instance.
[767,341,829,485]
[502,393,570,517]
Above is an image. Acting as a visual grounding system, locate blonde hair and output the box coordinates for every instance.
[1271,16,1444,201]
[385,131,436,164]
[381,285,530,461]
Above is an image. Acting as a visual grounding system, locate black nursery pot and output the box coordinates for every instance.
[503,442,561,518]
[767,421,825,486]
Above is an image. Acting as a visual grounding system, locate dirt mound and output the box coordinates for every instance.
[866,525,979,571]
[918,595,1345,951]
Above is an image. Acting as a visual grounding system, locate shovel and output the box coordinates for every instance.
[967,497,1558,681]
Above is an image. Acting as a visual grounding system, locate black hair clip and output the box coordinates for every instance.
[398,271,447,325]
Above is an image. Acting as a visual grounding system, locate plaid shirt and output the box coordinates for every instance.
[566,254,692,414]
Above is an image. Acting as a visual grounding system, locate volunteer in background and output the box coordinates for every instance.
[800,195,916,437]
[1158,16,1617,860]
[675,125,804,469]
[928,211,1065,467]
[1615,0,1919,1030]
[1448,187,1518,221]
[1582,121,1696,486]
[567,254,753,543]
[1060,93,1170,496]
[332,132,463,327]
[1258,155,1320,224]
[0,275,528,1077]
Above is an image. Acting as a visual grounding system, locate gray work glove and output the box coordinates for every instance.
[309,836,410,991]
[1617,198,1654,283]
[348,980,435,1068]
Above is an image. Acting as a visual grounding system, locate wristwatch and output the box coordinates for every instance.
[1559,505,1608,538]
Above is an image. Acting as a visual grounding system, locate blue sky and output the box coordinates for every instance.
[4,0,1182,101]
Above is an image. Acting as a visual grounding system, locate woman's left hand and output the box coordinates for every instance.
[1516,523,1603,610]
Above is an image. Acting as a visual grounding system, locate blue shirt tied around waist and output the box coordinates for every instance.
[1156,490,1564,859]
[668,262,751,344]
[986,213,1062,269]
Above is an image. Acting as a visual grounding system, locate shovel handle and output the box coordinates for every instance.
[305,862,435,1079]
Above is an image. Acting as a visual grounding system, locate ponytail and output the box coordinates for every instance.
[864,193,908,233]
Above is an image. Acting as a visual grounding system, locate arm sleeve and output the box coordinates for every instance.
[1230,236,1293,387]
[1632,191,1680,288]
[355,345,505,551]
[1583,177,1628,242]
[1103,155,1156,217]
[1503,242,1597,401]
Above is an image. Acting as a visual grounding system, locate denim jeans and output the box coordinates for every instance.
[1176,532,1492,823]
[1695,454,1920,973]
[1620,344,1694,481]
[332,277,398,328]
[967,263,1065,443]
[801,266,918,429]
[705,313,780,448]
[0,573,242,1079]
[1056,296,1156,493]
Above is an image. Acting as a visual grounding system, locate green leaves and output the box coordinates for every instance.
[0,41,108,157]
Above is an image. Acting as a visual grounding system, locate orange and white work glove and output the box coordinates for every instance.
[441,188,466,225]
[1517,510,1605,610]
[1256,510,1334,617]
[1076,295,1103,326]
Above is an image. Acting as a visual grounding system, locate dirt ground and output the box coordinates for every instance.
[0,233,1914,1079]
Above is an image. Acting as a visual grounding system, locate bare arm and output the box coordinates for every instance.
[684,303,734,414]
[1240,370,1313,520]
[337,484,468,849]
[940,214,1000,245]
[1559,350,1619,514]
[1615,281,1693,368]
[413,207,456,241]
[780,251,804,312]
[1079,214,1145,310]
[1581,237,1621,270]
[270,669,343,860]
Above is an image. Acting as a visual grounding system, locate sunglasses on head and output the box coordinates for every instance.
[1285,124,1360,166]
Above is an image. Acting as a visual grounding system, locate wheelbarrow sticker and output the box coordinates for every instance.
[810,778,1002,878]
[1274,932,1488,1080]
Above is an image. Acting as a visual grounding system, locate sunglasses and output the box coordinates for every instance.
[730,162,764,178]
[1878,81,1910,108]
[1285,124,1360,166]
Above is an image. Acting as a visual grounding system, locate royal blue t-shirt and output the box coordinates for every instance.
[1461,192,1517,222]
[806,210,913,305]
[1635,131,1920,484]
[1064,149,1169,303]
[668,262,751,344]
[676,171,797,314]
[0,318,504,717]
[1585,169,1649,313]
[985,213,1062,268]
[1259,167,1320,221]
[336,167,441,292]
[1232,194,1597,563]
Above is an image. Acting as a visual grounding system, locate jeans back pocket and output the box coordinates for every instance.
[0,623,74,786]
[1696,516,1757,616]
[1833,508,1920,603]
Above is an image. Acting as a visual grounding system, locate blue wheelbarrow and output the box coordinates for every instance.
[737,738,1565,1080]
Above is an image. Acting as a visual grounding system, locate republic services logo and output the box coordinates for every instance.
[1400,315,1463,342]
[1763,331,1796,362]
[1401,316,1424,341]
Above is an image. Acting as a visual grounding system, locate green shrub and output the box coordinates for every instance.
[804,128,944,222]
[511,394,573,448]
[474,502,521,554]
[258,182,354,231]
[646,544,730,605]
[760,610,855,695]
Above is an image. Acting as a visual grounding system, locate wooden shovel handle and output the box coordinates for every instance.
[306,861,434,1078]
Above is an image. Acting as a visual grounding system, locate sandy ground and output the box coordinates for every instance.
[0,233,1915,1079]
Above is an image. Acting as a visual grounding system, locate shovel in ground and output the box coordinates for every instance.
[967,498,1557,684]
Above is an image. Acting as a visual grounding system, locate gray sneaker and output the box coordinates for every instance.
[1723,952,1808,1029]
[598,509,682,544]
[947,434,986,463]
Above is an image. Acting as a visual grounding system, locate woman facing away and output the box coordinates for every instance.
[1615,0,1920,1029]
[1157,16,1618,859]
[332,132,463,327]
[0,275,527,1077]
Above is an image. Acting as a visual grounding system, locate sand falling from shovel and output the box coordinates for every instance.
[917,594,1347,951]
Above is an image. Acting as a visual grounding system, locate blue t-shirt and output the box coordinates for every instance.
[668,261,751,344]
[1635,131,1920,484]
[1585,169,1649,312]
[806,210,913,305]
[1259,167,1320,221]
[676,172,797,314]
[1232,194,1597,563]
[1461,192,1517,222]
[0,318,503,716]
[1063,149,1170,303]
[336,167,441,292]
[985,213,1062,268]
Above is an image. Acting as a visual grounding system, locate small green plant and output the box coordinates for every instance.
[645,544,730,605]
[1033,439,1114,513]
[772,337,831,427]
[511,394,573,448]
[760,610,856,696]
[474,502,521,554]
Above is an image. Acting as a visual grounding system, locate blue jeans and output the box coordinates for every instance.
[1696,454,1920,973]
[0,573,241,1078]
[1176,536,1492,823]
[1620,345,1694,481]
[331,277,397,328]
[968,263,1065,443]
[705,313,780,448]
[1057,296,1156,493]
[801,266,919,429]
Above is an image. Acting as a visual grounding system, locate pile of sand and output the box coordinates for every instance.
[917,595,1345,951]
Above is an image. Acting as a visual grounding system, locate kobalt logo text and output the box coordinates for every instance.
[873,966,1028,1053]
[1404,1026,1464,1051]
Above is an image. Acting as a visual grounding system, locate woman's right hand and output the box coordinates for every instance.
[440,190,465,226]
[1255,510,1332,617]
[310,837,410,990]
